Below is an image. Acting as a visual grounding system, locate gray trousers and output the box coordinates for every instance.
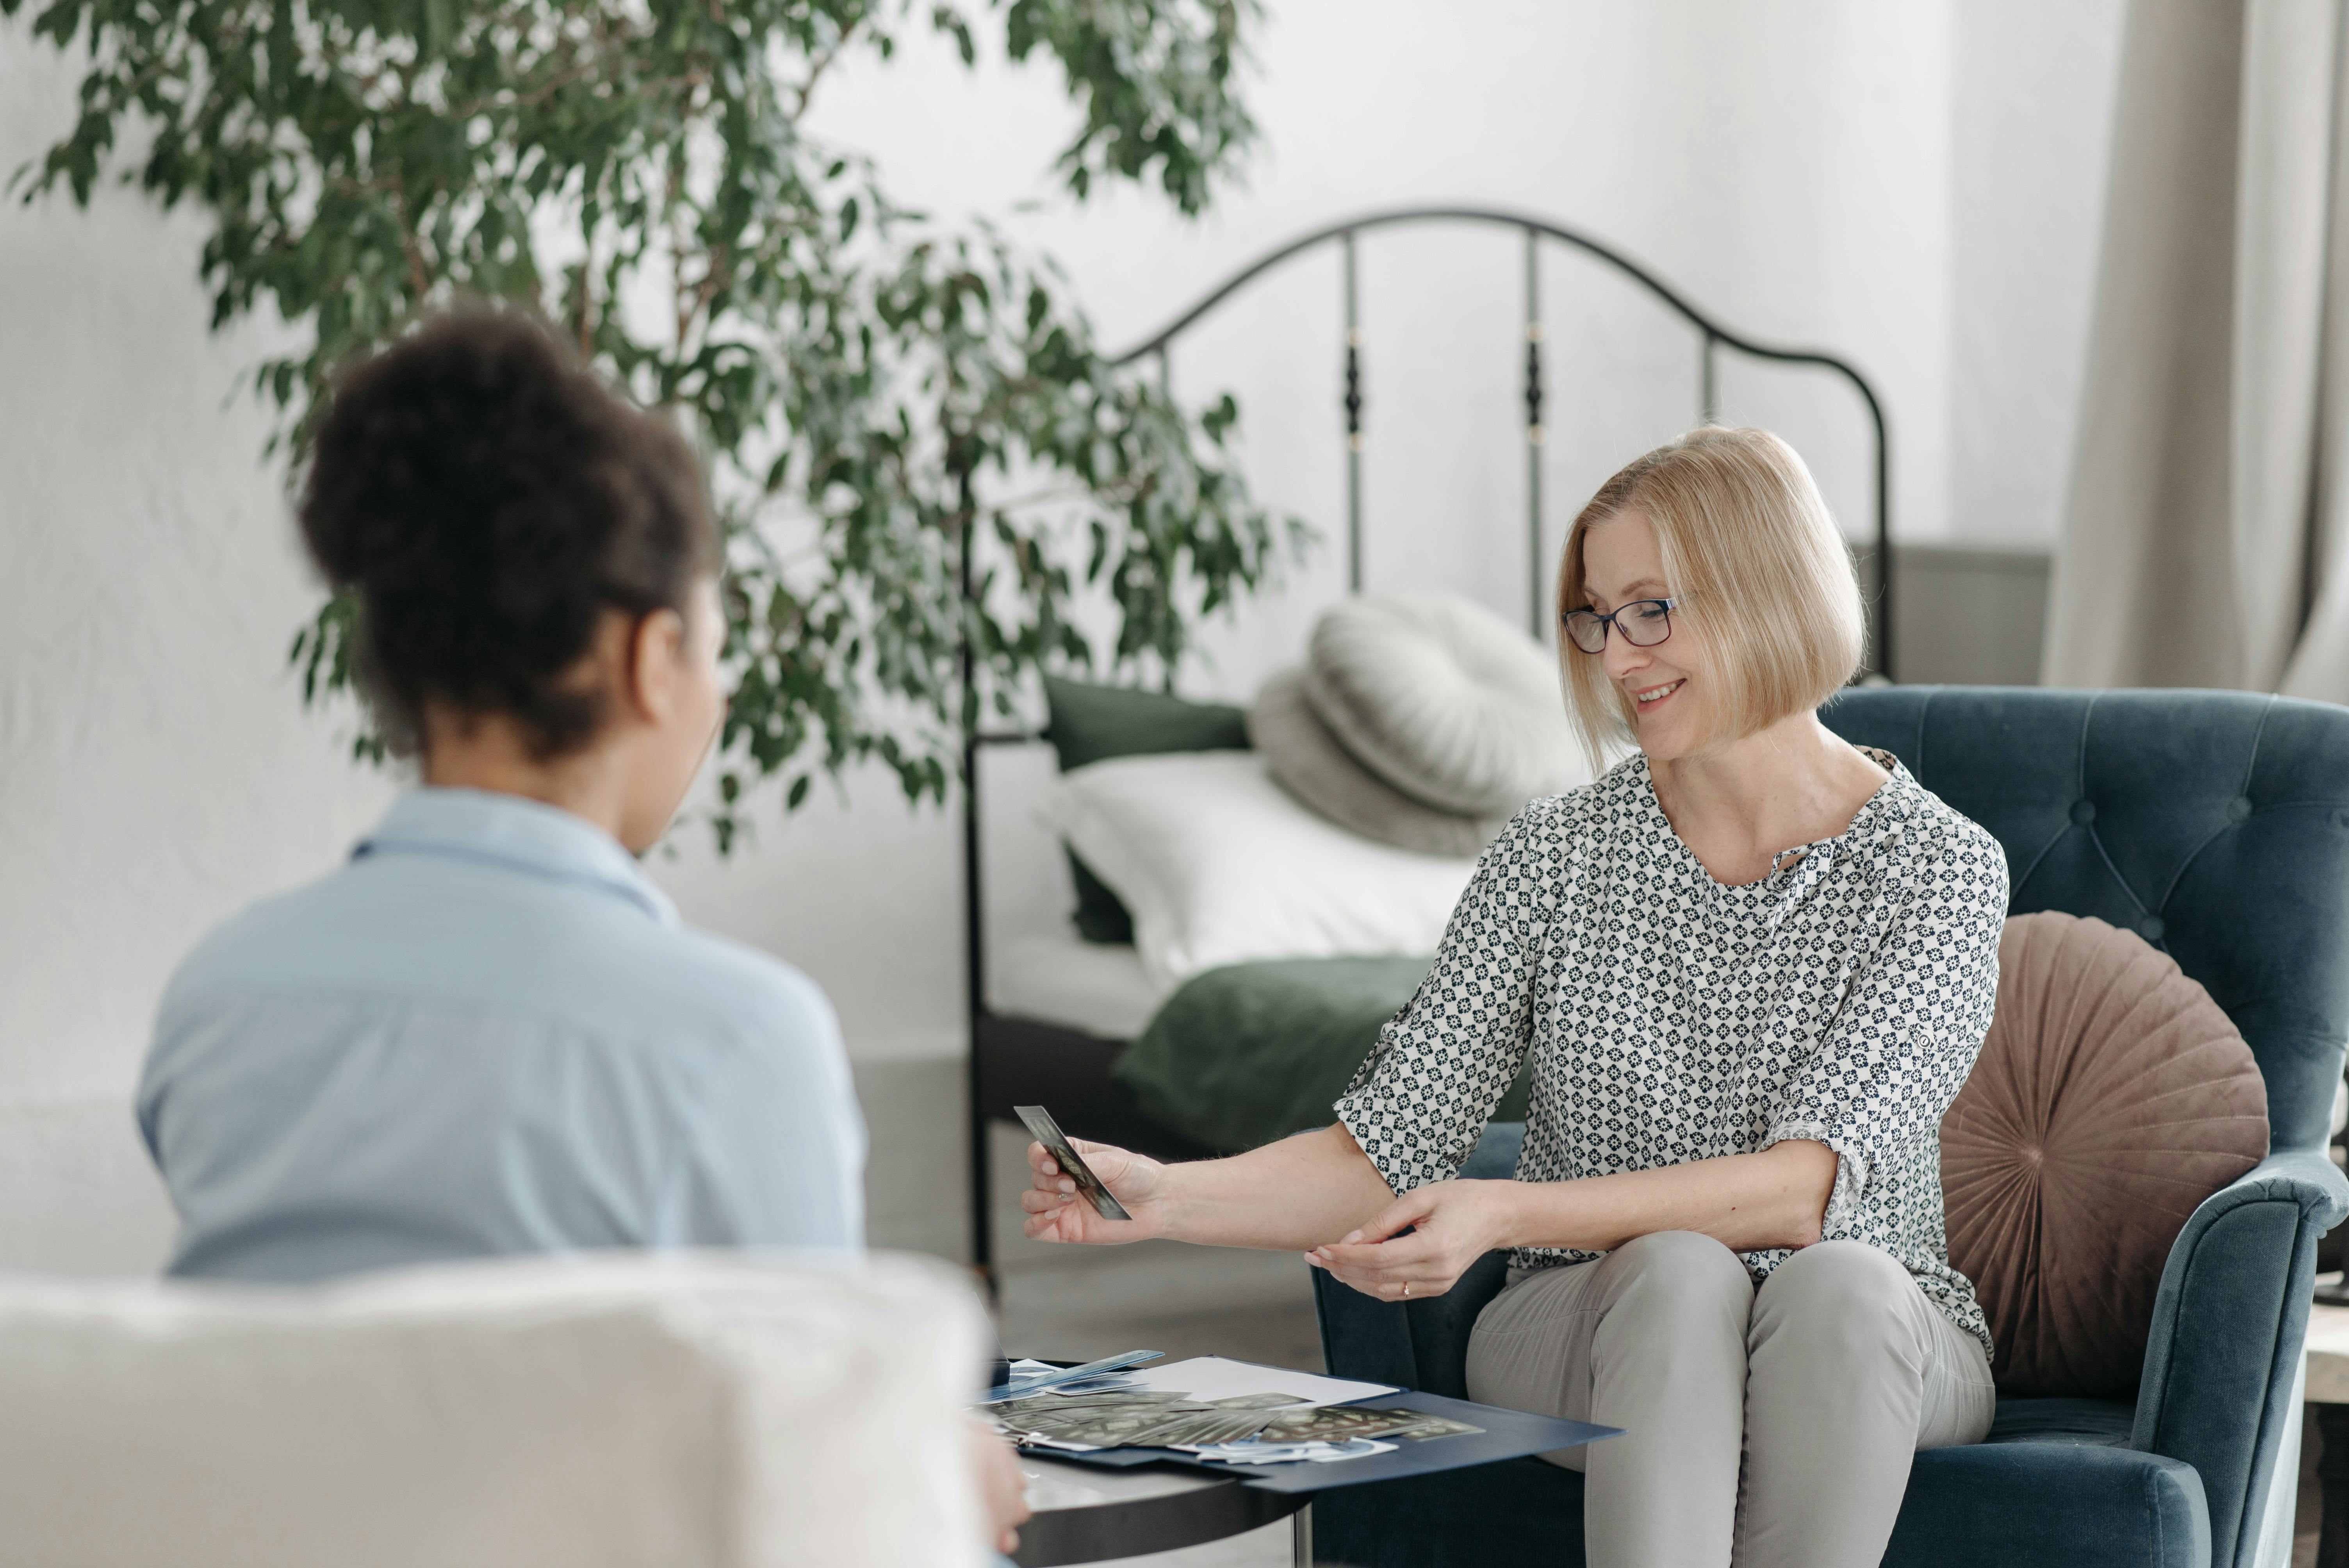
[1464,1231,1994,1568]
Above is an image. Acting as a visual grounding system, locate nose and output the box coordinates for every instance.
[1602,623,1654,684]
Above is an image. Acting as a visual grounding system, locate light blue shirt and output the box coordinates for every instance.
[138,788,866,1282]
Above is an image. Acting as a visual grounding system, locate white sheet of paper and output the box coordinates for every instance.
[1123,1356,1396,1408]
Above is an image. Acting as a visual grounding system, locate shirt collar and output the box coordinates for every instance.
[1622,746,1915,886]
[354,788,679,926]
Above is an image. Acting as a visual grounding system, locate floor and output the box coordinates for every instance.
[857,1054,1320,1566]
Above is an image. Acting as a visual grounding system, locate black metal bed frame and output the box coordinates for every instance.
[958,205,1894,1285]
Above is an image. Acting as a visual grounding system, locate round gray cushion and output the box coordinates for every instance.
[1303,593,1584,816]
[1248,670,1505,858]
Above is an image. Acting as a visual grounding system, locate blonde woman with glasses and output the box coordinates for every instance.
[1022,427,2005,1568]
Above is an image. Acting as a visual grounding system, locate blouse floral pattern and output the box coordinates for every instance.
[1333,748,2006,1353]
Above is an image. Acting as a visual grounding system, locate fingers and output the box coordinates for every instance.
[1019,1137,1157,1245]
[1019,1190,1109,1243]
[1030,1135,1114,1167]
[1024,1141,1077,1197]
[1312,1253,1454,1300]
[1303,1226,1458,1302]
[1309,1232,1442,1278]
[1302,1246,1452,1300]
[1347,1188,1437,1246]
[966,1424,1031,1555]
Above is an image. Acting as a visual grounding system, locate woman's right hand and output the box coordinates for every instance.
[1020,1137,1167,1243]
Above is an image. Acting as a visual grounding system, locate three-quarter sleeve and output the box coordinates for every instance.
[1333,800,1565,1194]
[1761,821,2007,1233]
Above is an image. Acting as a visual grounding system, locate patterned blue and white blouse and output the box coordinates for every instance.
[1334,747,2006,1352]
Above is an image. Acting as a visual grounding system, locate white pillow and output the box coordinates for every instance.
[1042,750,1480,991]
[0,1251,989,1568]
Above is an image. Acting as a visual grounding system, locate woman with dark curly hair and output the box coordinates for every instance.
[135,309,1030,1556]
[137,308,857,1278]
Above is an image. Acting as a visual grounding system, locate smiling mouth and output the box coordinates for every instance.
[1633,679,1684,709]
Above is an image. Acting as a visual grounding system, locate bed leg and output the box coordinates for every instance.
[969,1033,996,1295]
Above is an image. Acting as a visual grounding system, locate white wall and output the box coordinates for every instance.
[0,2,2122,1270]
[0,46,399,1269]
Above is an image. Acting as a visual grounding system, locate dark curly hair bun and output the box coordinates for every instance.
[299,307,718,759]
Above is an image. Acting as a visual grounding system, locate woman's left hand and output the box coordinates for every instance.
[1305,1178,1524,1301]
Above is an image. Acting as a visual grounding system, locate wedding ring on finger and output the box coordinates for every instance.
[1401,1281,1411,1299]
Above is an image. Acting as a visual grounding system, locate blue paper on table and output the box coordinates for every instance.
[1231,1391,1616,1494]
[984,1349,1162,1403]
[1033,1390,1617,1491]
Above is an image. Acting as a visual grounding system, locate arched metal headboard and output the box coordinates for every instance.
[1107,204,1895,674]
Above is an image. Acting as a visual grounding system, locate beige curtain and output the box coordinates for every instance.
[2046,0,2349,700]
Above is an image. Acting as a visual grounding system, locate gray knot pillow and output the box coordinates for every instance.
[1249,670,1506,858]
[1302,593,1584,816]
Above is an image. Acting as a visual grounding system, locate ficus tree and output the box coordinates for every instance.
[5,0,1302,847]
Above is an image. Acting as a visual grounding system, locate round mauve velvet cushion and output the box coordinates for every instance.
[1941,911,2268,1397]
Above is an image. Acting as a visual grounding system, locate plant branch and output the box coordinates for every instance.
[9,0,1284,848]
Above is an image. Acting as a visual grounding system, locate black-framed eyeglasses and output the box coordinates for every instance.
[1561,598,1675,654]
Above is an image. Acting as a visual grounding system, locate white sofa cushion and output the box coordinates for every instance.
[0,1251,988,1568]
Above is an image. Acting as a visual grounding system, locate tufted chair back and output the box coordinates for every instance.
[1821,687,2349,1151]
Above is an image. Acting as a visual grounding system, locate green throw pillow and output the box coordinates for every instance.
[1043,674,1250,944]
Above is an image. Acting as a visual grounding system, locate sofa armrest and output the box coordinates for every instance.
[2132,1148,2349,1568]
[1312,1123,1525,1398]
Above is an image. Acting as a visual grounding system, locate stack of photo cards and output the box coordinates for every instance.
[982,1354,1479,1466]
[991,1389,1321,1451]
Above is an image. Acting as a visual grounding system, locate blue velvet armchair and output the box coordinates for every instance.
[1312,688,2349,1568]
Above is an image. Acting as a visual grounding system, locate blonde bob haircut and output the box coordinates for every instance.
[1556,426,1864,763]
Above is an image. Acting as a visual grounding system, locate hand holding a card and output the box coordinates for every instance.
[1018,1106,1166,1244]
[1021,1116,1404,1253]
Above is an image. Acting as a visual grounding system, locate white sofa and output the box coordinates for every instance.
[0,1251,989,1568]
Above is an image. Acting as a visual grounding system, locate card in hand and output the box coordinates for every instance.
[1014,1104,1133,1221]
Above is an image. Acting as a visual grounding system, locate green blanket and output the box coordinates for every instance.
[1112,955,1533,1153]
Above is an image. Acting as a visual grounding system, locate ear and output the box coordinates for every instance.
[622,607,689,724]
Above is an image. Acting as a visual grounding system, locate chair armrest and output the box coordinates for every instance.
[1890,1444,2210,1568]
[1312,1123,1524,1397]
[2132,1149,2349,1568]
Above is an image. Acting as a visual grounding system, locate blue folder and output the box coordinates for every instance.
[1028,1388,1618,1494]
